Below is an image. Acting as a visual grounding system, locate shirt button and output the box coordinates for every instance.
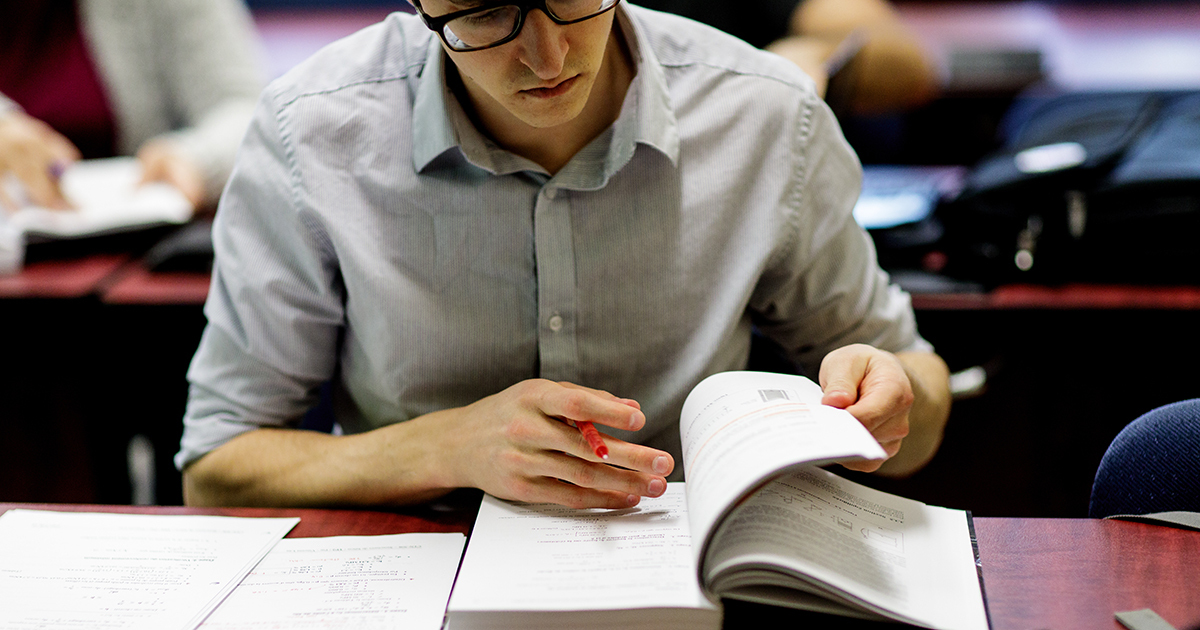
[544,188,557,200]
[548,314,564,332]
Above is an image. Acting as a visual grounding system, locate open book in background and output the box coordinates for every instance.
[447,371,990,630]
[0,157,195,272]
[3,157,194,241]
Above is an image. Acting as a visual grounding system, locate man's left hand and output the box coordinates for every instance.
[818,343,914,472]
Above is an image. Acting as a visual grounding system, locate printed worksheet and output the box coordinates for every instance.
[0,509,297,630]
[199,533,466,630]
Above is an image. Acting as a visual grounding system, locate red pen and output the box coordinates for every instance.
[575,421,609,460]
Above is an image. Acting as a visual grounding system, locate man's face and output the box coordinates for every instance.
[419,0,619,131]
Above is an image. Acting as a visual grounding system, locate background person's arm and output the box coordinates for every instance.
[766,0,938,113]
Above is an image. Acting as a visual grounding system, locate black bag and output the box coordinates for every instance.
[937,90,1200,286]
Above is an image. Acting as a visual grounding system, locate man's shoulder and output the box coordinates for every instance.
[626,4,816,96]
[263,12,433,109]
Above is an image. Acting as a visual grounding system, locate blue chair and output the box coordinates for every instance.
[1089,399,1200,518]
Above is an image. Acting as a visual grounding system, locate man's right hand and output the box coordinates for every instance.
[0,111,80,211]
[416,379,675,509]
[184,379,676,511]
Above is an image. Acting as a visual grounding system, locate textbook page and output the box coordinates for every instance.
[199,533,466,630]
[3,157,193,239]
[0,509,298,630]
[447,484,719,629]
[703,468,989,630]
[679,371,886,554]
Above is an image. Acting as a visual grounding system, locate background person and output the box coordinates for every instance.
[633,0,938,114]
[0,0,266,211]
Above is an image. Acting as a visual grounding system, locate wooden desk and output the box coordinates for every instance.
[4,503,1198,630]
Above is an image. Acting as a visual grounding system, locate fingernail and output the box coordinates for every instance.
[630,410,645,429]
[652,455,670,474]
[626,493,639,506]
[647,478,665,496]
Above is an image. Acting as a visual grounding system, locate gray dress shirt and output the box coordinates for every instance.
[177,5,930,475]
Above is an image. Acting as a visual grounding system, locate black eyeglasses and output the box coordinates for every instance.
[412,0,621,52]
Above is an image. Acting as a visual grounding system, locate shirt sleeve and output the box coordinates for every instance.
[176,86,345,471]
[750,90,932,377]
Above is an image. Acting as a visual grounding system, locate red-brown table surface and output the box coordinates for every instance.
[3,505,1197,630]
[99,263,212,305]
[911,284,1200,310]
[0,254,129,299]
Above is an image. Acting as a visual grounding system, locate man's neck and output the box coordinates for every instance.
[458,28,635,176]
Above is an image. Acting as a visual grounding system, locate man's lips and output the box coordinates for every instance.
[520,75,578,98]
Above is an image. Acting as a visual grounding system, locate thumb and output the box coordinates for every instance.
[819,347,868,409]
[821,378,858,409]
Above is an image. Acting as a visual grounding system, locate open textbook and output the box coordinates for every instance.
[447,371,990,630]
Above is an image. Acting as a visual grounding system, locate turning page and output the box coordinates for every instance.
[0,509,298,630]
[199,533,466,630]
[704,467,990,630]
[679,371,886,553]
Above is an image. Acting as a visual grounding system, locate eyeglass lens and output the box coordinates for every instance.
[432,0,618,51]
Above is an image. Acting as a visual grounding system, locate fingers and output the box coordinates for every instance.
[0,112,77,210]
[539,381,647,432]
[820,344,914,460]
[137,142,205,208]
[442,379,676,510]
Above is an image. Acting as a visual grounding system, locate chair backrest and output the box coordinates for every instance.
[1089,398,1200,518]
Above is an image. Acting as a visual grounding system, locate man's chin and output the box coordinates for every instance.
[506,99,589,130]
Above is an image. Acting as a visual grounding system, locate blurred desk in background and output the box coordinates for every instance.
[0,255,129,299]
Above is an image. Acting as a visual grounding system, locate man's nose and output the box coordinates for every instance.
[516,9,568,80]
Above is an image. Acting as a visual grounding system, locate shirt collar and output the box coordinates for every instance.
[411,5,680,179]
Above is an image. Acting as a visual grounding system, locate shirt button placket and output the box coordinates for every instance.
[534,186,580,383]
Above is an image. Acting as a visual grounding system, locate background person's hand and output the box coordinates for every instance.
[819,343,914,472]
[421,379,675,509]
[0,111,80,211]
[137,140,206,209]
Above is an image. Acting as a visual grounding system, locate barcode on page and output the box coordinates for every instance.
[759,389,789,402]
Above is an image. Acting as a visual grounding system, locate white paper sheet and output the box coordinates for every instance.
[449,485,714,614]
[0,509,298,630]
[199,533,466,630]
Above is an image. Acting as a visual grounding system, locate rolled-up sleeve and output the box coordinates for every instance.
[176,86,345,471]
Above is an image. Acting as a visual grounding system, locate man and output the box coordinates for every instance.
[178,0,950,510]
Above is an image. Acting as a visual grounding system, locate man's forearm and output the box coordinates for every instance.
[182,419,454,508]
[877,350,951,477]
